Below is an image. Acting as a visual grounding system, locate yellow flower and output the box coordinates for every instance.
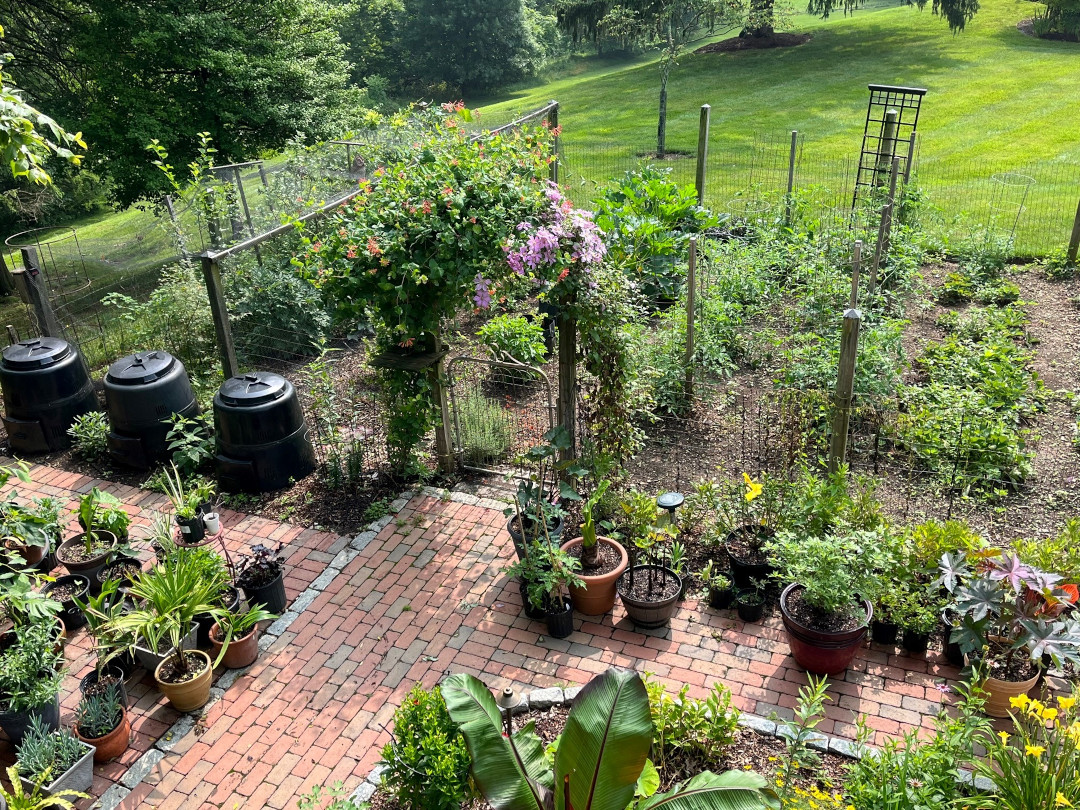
[1058,696,1077,711]
[1025,744,1046,757]
[1068,722,1080,744]
[1010,694,1031,710]
[998,731,1010,744]
[1056,794,1073,808]
[743,473,763,502]
[1042,707,1060,722]
[1028,700,1045,717]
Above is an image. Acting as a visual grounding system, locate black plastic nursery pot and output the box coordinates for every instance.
[0,694,60,747]
[80,665,129,708]
[545,597,574,639]
[242,570,287,615]
[507,514,564,561]
[736,595,765,623]
[902,629,930,654]
[42,574,90,631]
[175,514,206,545]
[95,556,144,594]
[724,526,774,590]
[708,585,734,610]
[942,611,966,667]
[519,581,547,622]
[871,620,899,645]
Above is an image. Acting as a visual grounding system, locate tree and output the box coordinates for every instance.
[398,0,541,94]
[0,0,358,204]
[0,23,84,186]
[559,1,739,156]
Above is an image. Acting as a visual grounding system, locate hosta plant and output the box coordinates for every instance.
[442,667,779,810]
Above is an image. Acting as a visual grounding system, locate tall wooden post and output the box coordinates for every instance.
[904,131,918,183]
[14,248,65,339]
[695,105,711,207]
[849,239,863,310]
[557,310,576,471]
[875,109,900,185]
[200,254,239,379]
[868,157,900,299]
[684,237,697,400]
[1068,195,1080,266]
[784,130,798,224]
[428,331,454,473]
[547,102,560,185]
[0,250,15,296]
[828,308,862,474]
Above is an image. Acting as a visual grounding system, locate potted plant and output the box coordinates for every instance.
[699,561,733,610]
[765,527,889,675]
[41,575,90,632]
[561,481,628,615]
[870,586,903,645]
[1,763,88,810]
[209,604,277,669]
[15,716,95,797]
[508,541,583,639]
[940,550,1080,716]
[736,579,767,623]
[720,472,788,590]
[55,488,120,581]
[895,584,944,654]
[163,464,207,544]
[75,579,139,681]
[617,518,682,629]
[113,561,226,708]
[1,496,61,568]
[202,500,221,536]
[236,543,288,614]
[73,688,129,763]
[0,563,63,631]
[0,622,65,746]
[505,427,579,557]
[75,489,131,541]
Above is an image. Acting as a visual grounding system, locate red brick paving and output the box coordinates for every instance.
[1,462,1062,808]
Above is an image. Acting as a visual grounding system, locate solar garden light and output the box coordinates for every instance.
[656,492,684,528]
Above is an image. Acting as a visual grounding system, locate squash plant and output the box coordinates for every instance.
[443,667,778,810]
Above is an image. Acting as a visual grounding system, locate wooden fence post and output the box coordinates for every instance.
[557,310,576,472]
[784,130,798,224]
[695,104,711,207]
[684,236,697,400]
[868,157,900,299]
[875,109,900,185]
[428,331,455,473]
[849,239,863,309]
[547,102,560,185]
[14,248,65,338]
[1068,194,1080,266]
[904,131,917,183]
[200,254,239,379]
[828,308,862,474]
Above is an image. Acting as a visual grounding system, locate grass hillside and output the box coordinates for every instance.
[477,0,1080,255]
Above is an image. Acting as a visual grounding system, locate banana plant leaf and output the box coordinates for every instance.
[554,667,653,810]
[637,771,780,810]
[443,673,553,810]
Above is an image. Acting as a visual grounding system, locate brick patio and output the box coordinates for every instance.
[1,461,1061,809]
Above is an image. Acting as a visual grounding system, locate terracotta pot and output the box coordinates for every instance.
[56,531,117,581]
[561,537,628,615]
[154,649,213,711]
[76,707,130,763]
[209,623,259,669]
[983,671,1041,718]
[780,583,871,675]
[5,537,48,566]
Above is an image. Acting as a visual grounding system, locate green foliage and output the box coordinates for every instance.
[379,684,473,810]
[1012,519,1080,582]
[75,688,123,739]
[15,716,86,784]
[66,412,110,461]
[506,540,584,609]
[907,519,985,572]
[165,413,215,478]
[777,318,906,399]
[457,392,514,467]
[896,305,1044,495]
[378,366,439,475]
[76,487,130,542]
[0,762,88,809]
[297,782,365,810]
[644,676,740,771]
[478,314,547,370]
[842,683,990,810]
[773,675,831,802]
[0,622,65,712]
[302,344,367,490]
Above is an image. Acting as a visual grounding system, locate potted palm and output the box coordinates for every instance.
[0,622,65,746]
[15,716,95,797]
[561,481,628,615]
[236,543,288,614]
[114,562,226,710]
[209,604,277,669]
[940,550,1080,716]
[73,688,129,763]
[766,527,890,675]
[56,488,121,582]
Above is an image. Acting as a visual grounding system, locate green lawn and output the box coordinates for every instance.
[475,0,1080,256]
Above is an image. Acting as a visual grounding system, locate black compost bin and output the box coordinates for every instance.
[104,350,199,468]
[0,337,98,454]
[214,372,316,492]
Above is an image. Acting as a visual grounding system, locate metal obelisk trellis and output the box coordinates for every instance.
[852,85,927,209]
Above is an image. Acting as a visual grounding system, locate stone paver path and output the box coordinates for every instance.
[4,462,1060,809]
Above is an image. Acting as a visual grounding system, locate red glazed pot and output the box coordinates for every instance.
[779,583,871,675]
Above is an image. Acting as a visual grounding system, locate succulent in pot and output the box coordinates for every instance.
[74,688,129,763]
[940,549,1080,716]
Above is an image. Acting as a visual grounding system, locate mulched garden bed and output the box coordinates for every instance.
[369,704,851,810]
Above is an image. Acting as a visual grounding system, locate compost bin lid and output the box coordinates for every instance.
[1,337,72,370]
[107,351,176,385]
[218,372,287,407]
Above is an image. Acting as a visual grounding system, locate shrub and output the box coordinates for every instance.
[477,314,546,373]
[456,392,513,466]
[67,412,110,461]
[165,413,214,477]
[643,675,740,771]
[378,684,472,810]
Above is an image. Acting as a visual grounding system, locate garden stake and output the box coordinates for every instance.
[695,104,711,207]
